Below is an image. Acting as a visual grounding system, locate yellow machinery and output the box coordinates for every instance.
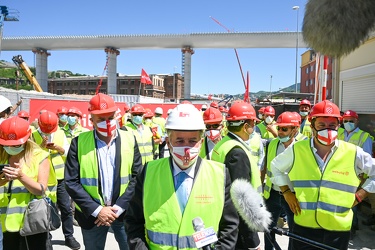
[12,55,43,92]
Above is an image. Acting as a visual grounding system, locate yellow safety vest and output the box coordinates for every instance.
[64,123,90,144]
[199,137,209,160]
[263,139,279,199]
[32,129,67,180]
[256,122,276,139]
[338,128,374,148]
[144,120,161,156]
[152,116,166,134]
[300,118,312,138]
[289,140,360,231]
[126,123,154,164]
[211,136,262,193]
[248,132,262,170]
[76,130,134,211]
[0,148,57,232]
[144,158,225,250]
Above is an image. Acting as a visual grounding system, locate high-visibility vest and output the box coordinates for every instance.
[300,118,312,138]
[199,137,209,160]
[126,123,154,164]
[64,123,89,144]
[211,136,262,193]
[248,132,262,169]
[256,121,276,139]
[32,129,67,180]
[289,140,360,231]
[144,158,225,250]
[0,148,57,232]
[144,120,160,156]
[338,128,374,148]
[76,130,134,211]
[295,132,308,141]
[152,116,166,134]
[263,139,279,199]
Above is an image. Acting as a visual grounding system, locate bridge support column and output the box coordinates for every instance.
[32,48,50,92]
[181,47,194,99]
[105,47,120,94]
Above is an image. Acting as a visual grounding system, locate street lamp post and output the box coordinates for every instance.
[269,75,273,100]
[293,5,300,93]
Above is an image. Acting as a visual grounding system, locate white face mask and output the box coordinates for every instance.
[265,116,274,124]
[4,145,25,155]
[316,128,338,146]
[205,130,221,142]
[258,114,263,119]
[169,143,201,168]
[96,119,118,137]
[299,111,308,117]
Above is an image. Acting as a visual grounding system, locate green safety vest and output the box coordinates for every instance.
[198,137,209,160]
[32,128,67,180]
[289,140,360,231]
[76,130,134,210]
[144,158,225,250]
[248,132,262,169]
[211,136,262,193]
[144,120,160,155]
[300,118,312,138]
[64,123,90,144]
[152,116,166,134]
[338,128,374,148]
[126,123,154,164]
[0,148,57,232]
[295,132,308,141]
[263,139,280,199]
[256,121,276,139]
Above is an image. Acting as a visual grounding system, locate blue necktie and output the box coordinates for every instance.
[175,172,189,213]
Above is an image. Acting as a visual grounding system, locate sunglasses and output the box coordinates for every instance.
[276,126,290,132]
[343,120,355,123]
[206,124,221,130]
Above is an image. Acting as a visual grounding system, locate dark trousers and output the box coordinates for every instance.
[3,232,49,250]
[292,224,350,250]
[57,179,74,238]
[264,189,295,250]
[158,141,166,158]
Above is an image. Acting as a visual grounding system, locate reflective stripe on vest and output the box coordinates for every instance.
[256,122,276,139]
[126,123,154,164]
[76,130,134,211]
[289,140,360,231]
[263,139,279,199]
[144,158,225,250]
[212,136,262,193]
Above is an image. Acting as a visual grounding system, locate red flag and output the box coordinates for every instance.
[141,68,152,85]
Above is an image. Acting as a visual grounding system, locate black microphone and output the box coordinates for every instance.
[192,217,216,250]
[230,178,272,232]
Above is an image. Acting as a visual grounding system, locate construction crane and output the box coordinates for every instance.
[12,55,43,92]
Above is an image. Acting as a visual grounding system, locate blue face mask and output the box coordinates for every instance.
[59,114,68,123]
[278,136,291,143]
[132,115,143,125]
[344,122,356,132]
[4,145,25,155]
[299,111,308,117]
[67,116,77,126]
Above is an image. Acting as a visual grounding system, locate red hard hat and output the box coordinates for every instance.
[56,106,68,115]
[67,107,83,117]
[130,104,146,114]
[203,107,223,124]
[123,103,130,112]
[210,102,218,109]
[38,111,58,134]
[263,106,275,116]
[88,93,117,115]
[342,110,358,119]
[219,106,228,113]
[0,116,31,146]
[276,112,300,127]
[308,100,341,121]
[18,110,30,119]
[291,112,302,124]
[258,107,265,114]
[300,99,311,107]
[226,101,258,122]
[144,108,154,118]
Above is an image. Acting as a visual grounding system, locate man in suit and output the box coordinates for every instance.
[125,103,239,249]
[65,93,143,250]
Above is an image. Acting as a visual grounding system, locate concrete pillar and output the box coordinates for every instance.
[32,48,50,92]
[181,47,194,99]
[105,47,120,94]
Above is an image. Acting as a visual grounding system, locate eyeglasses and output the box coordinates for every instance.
[206,124,221,130]
[276,126,290,132]
[343,120,355,123]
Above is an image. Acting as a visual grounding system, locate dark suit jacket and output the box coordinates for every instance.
[125,157,239,250]
[64,129,143,230]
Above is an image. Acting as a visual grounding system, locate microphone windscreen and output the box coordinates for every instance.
[303,0,375,57]
[230,179,272,232]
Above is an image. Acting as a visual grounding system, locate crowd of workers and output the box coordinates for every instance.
[0,93,374,250]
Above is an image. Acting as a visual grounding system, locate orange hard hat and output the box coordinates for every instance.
[18,110,30,119]
[203,107,223,124]
[308,100,341,121]
[56,106,68,115]
[300,99,311,107]
[263,106,275,116]
[67,107,83,117]
[0,116,31,146]
[226,101,258,122]
[276,112,300,127]
[210,102,218,109]
[258,107,265,114]
[342,110,358,119]
[144,108,154,118]
[38,111,58,134]
[130,104,146,114]
[88,93,118,115]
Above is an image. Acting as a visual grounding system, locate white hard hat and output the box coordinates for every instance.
[0,95,12,113]
[166,104,205,130]
[155,107,163,115]
[201,104,208,109]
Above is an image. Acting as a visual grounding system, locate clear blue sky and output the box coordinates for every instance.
[0,0,308,95]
